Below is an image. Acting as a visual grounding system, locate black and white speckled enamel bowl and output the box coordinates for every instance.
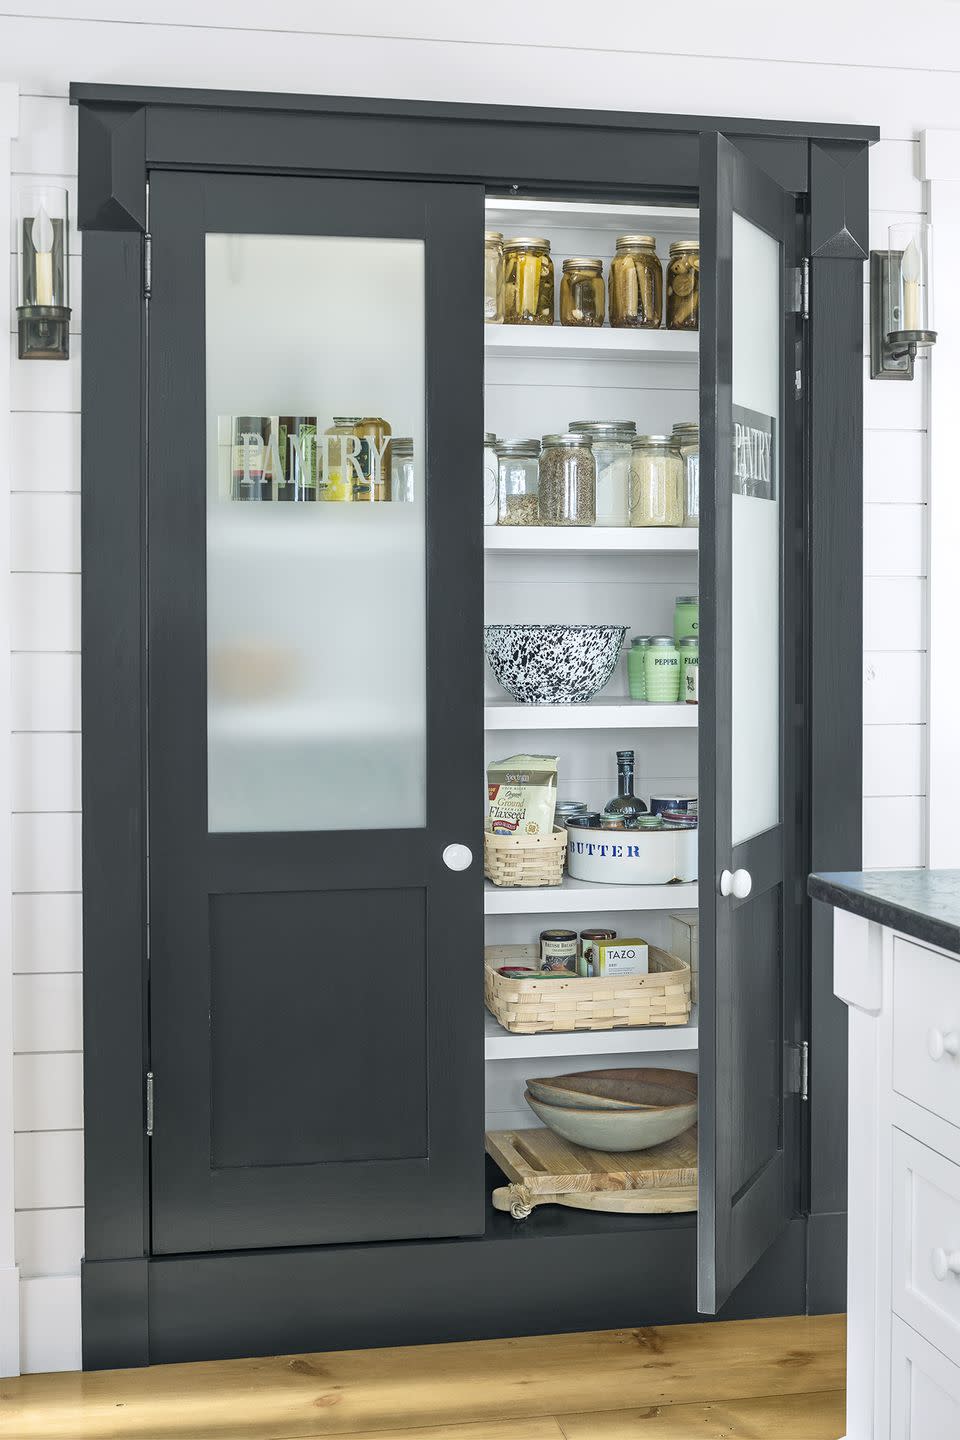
[484,623,627,704]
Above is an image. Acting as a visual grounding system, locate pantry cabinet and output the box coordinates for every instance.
[74,84,873,1369]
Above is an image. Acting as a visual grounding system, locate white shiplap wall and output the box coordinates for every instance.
[0,2,943,1373]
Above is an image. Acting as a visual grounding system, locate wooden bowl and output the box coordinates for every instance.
[526,1067,697,1112]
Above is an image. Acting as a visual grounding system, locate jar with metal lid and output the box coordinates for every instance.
[629,435,684,527]
[666,241,700,330]
[560,257,605,327]
[540,928,578,973]
[609,234,663,329]
[503,237,554,325]
[555,799,589,825]
[672,422,700,527]
[644,636,681,703]
[627,635,651,700]
[674,594,699,644]
[567,421,634,527]
[391,437,415,503]
[484,231,504,324]
[538,433,596,527]
[578,927,617,977]
[483,431,499,525]
[679,635,699,704]
[495,438,540,526]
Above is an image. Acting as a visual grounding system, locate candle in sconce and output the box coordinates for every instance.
[31,205,54,307]
[901,238,922,331]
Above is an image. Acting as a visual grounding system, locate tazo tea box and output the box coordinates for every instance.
[486,754,558,837]
[594,938,650,977]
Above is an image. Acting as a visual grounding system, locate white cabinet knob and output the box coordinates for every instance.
[442,843,473,872]
[928,1028,960,1062]
[719,868,753,900]
[932,1248,960,1281]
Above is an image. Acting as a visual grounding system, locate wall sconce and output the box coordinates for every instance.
[870,221,936,381]
[17,185,71,360]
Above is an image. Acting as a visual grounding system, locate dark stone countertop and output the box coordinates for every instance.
[808,870,960,955]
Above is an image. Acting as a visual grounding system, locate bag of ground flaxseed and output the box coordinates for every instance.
[486,754,558,837]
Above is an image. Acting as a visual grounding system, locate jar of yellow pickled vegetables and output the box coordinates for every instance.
[503,237,554,325]
[666,241,700,330]
[609,235,662,329]
[560,257,605,327]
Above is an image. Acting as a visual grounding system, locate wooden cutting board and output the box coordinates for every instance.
[486,1124,698,1218]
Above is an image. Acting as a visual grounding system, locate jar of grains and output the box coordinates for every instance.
[495,438,540,526]
[671,422,700,527]
[560,257,605,327]
[609,234,663,328]
[538,434,597,527]
[484,231,504,323]
[483,431,499,525]
[630,435,684,527]
[666,241,700,330]
[503,237,554,325]
[567,421,634,527]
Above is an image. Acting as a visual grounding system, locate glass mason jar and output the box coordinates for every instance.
[629,435,684,527]
[503,237,554,325]
[483,431,499,525]
[538,434,597,527]
[627,635,651,700]
[609,234,662,329]
[322,416,391,502]
[644,636,681,703]
[666,240,700,330]
[567,421,634,527]
[484,230,504,324]
[560,257,605,327]
[496,438,540,525]
[391,437,415,503]
[672,422,700,527]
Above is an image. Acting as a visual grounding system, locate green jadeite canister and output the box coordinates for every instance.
[674,593,699,644]
[627,635,650,700]
[644,635,681,702]
[679,635,699,700]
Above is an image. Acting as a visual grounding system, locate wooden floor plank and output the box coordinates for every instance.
[304,1422,565,1440]
[556,1390,846,1439]
[0,1315,845,1440]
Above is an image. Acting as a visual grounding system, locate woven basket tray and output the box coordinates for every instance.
[485,943,692,1034]
[483,826,567,888]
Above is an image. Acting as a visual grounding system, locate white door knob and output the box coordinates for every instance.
[928,1028,960,1062]
[932,1248,960,1281]
[442,843,473,872]
[719,868,753,900]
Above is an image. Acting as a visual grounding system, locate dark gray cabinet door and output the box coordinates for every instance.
[698,134,804,1312]
[146,171,485,1253]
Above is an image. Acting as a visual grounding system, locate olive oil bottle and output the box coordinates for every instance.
[602,750,647,829]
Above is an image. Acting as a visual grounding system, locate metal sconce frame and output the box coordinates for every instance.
[16,185,72,361]
[869,233,937,382]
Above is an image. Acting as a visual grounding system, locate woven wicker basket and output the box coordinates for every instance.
[485,943,692,1034]
[483,826,567,888]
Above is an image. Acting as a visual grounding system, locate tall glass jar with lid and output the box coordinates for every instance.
[567,421,635,527]
[391,437,415,503]
[629,435,684,527]
[666,241,700,330]
[483,431,499,525]
[503,237,554,325]
[560,258,605,327]
[495,438,540,526]
[671,422,700,527]
[484,231,504,324]
[538,434,596,526]
[609,235,662,328]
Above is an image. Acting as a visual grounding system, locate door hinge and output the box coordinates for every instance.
[143,233,152,299]
[787,1041,809,1101]
[788,259,809,320]
[145,1071,155,1137]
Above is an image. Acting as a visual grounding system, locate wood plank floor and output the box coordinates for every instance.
[0,1314,846,1439]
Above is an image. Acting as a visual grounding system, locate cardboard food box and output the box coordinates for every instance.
[585,938,650,978]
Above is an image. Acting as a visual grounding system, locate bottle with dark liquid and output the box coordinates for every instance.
[602,749,647,829]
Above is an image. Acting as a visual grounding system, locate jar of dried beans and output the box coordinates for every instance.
[503,237,554,325]
[629,435,684,528]
[609,235,662,329]
[484,230,504,324]
[495,438,540,526]
[538,434,596,527]
[666,241,700,330]
[560,257,605,327]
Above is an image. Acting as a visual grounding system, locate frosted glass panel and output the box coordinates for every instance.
[731,212,780,846]
[205,234,426,833]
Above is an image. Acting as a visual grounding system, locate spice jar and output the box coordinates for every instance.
[673,594,699,644]
[629,435,684,527]
[672,422,700,527]
[627,636,651,700]
[503,237,554,325]
[666,241,700,330]
[567,421,634,527]
[679,636,699,704]
[495,438,540,526]
[578,927,617,977]
[644,636,681,703]
[560,257,605,327]
[483,432,499,525]
[484,231,504,324]
[609,235,662,329]
[538,434,596,527]
[391,437,415,503]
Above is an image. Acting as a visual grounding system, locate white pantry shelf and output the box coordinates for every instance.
[484,197,699,236]
[485,325,698,364]
[484,877,698,916]
[483,1005,699,1061]
[483,525,698,554]
[484,698,696,731]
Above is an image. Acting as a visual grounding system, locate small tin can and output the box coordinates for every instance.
[566,812,601,828]
[578,927,617,977]
[555,800,589,824]
[661,808,698,829]
[636,813,665,829]
[650,795,698,816]
[539,928,578,973]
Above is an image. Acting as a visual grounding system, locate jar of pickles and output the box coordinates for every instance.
[560,257,605,327]
[322,416,391,502]
[629,435,684,527]
[672,422,700,527]
[567,421,634,526]
[666,241,700,330]
[609,235,662,329]
[538,434,596,527]
[503,237,554,325]
[484,230,504,324]
[391,437,415,503]
[496,438,540,526]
